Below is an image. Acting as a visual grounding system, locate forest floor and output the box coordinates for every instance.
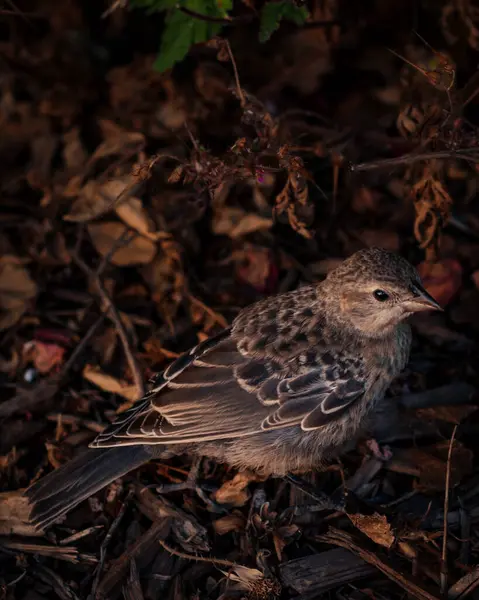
[2,1,479,599]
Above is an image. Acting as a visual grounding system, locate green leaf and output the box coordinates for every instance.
[259,1,309,43]
[154,0,225,72]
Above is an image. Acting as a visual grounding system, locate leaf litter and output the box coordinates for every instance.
[2,2,479,600]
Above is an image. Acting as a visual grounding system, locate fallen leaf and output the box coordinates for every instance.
[212,207,272,238]
[90,120,145,163]
[213,471,259,507]
[0,491,43,537]
[115,196,170,241]
[417,258,462,306]
[88,222,156,266]
[348,512,395,549]
[23,341,65,374]
[83,365,139,401]
[142,242,185,323]
[213,512,247,535]
[65,177,133,222]
[0,259,37,331]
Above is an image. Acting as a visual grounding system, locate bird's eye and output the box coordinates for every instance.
[373,289,390,302]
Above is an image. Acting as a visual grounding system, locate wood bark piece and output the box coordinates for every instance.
[318,527,441,600]
[279,548,376,594]
[96,519,170,599]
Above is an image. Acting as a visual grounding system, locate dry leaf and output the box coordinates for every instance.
[348,512,395,549]
[65,177,133,222]
[115,196,169,241]
[417,259,462,306]
[213,512,246,535]
[91,120,145,163]
[88,222,156,266]
[23,341,65,374]
[0,259,37,331]
[83,365,139,401]
[213,471,258,506]
[0,491,43,537]
[212,207,272,238]
[142,243,185,323]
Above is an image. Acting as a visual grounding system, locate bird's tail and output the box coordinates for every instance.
[25,446,153,530]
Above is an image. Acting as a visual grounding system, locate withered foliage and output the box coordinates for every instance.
[2,1,479,599]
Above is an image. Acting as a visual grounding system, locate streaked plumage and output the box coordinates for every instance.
[25,248,441,529]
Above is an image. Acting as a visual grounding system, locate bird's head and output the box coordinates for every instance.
[325,248,442,337]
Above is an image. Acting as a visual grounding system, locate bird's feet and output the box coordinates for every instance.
[364,439,393,462]
[156,457,226,512]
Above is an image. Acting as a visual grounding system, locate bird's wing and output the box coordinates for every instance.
[91,321,368,449]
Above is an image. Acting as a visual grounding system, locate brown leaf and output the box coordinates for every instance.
[0,258,37,331]
[212,206,272,238]
[417,259,462,306]
[0,491,43,537]
[91,120,145,163]
[88,222,156,266]
[115,196,170,241]
[83,365,139,401]
[22,341,65,374]
[142,242,185,324]
[213,512,246,535]
[348,512,395,549]
[213,471,259,507]
[65,177,133,222]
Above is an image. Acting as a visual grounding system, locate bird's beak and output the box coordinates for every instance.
[408,283,443,312]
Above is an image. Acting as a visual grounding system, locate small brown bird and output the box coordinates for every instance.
[25,248,441,528]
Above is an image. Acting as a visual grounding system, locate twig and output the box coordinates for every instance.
[317,528,441,600]
[159,539,240,568]
[187,292,228,328]
[89,489,134,600]
[95,228,137,277]
[176,6,339,29]
[96,519,171,598]
[224,39,245,108]
[72,254,145,397]
[178,6,241,23]
[441,425,458,596]
[350,150,479,172]
[60,315,105,377]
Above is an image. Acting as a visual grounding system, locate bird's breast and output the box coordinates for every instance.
[368,323,412,379]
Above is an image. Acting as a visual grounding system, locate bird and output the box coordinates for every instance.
[25,247,441,529]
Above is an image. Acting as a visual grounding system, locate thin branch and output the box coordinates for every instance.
[224,39,245,108]
[187,292,228,328]
[350,150,479,172]
[441,425,458,596]
[178,6,245,24]
[60,315,105,377]
[72,254,145,397]
[177,6,339,29]
[159,539,240,568]
[89,489,134,600]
